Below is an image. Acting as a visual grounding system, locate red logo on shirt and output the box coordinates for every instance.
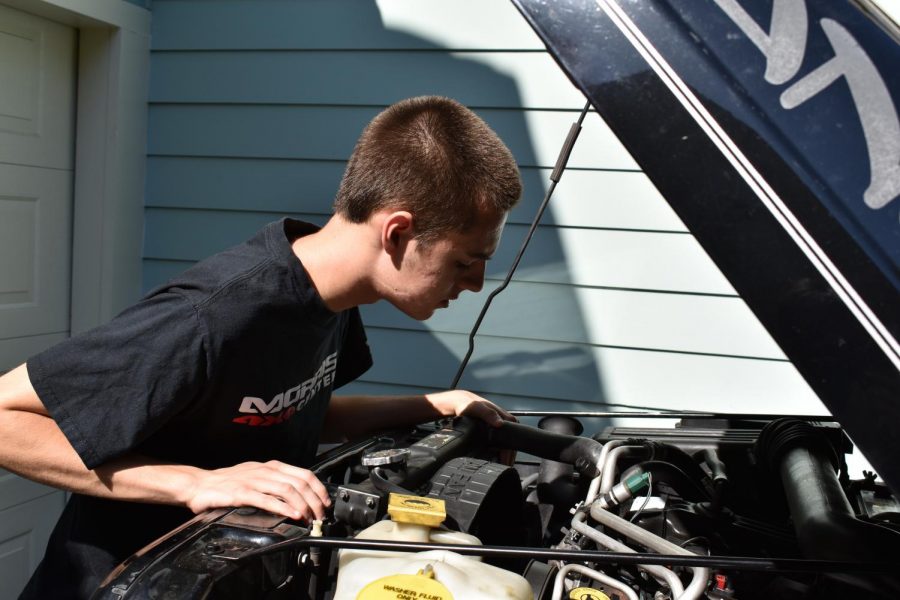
[232,353,337,426]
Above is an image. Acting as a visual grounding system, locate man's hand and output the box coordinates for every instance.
[183,460,331,521]
[426,390,518,465]
[425,389,517,427]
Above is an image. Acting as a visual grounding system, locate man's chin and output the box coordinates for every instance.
[416,307,438,321]
[398,305,436,321]
[388,299,441,321]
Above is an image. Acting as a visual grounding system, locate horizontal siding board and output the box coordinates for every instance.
[143,209,327,261]
[141,256,775,358]
[149,51,583,110]
[359,283,785,359]
[335,380,639,426]
[362,328,821,414]
[151,0,543,51]
[146,158,687,232]
[143,259,190,294]
[489,227,735,294]
[337,379,602,409]
[144,246,770,362]
[339,381,817,435]
[147,106,639,170]
[376,0,544,52]
[143,208,734,294]
[145,157,345,216]
[335,381,635,437]
[546,170,687,232]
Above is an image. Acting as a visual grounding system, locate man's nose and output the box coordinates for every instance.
[460,261,486,293]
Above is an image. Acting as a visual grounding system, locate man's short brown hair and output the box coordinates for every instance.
[333,96,521,240]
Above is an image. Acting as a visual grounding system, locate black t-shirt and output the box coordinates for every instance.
[20,219,372,599]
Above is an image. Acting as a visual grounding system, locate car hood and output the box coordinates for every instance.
[512,0,900,493]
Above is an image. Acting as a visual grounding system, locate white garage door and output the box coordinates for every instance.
[0,3,75,597]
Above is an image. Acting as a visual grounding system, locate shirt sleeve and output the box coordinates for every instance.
[27,292,209,470]
[333,307,373,389]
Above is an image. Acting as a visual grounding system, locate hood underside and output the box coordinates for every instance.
[511,0,900,493]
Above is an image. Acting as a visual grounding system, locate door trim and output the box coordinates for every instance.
[2,0,150,334]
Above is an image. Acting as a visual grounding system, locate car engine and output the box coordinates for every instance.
[95,414,900,600]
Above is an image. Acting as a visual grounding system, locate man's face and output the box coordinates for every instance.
[391,210,507,320]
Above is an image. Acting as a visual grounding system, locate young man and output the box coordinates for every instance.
[0,96,522,598]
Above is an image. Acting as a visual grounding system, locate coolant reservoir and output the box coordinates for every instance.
[333,493,532,600]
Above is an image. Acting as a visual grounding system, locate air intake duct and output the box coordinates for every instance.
[757,418,900,597]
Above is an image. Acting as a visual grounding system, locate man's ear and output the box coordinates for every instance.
[381,210,414,265]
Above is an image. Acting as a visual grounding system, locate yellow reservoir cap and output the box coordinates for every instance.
[568,588,611,600]
[356,572,453,600]
[387,493,446,527]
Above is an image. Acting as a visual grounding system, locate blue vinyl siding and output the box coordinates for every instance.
[145,0,824,420]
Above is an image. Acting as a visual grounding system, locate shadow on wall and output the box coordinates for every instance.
[338,4,608,414]
[144,1,608,413]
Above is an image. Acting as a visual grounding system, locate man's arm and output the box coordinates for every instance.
[321,389,515,443]
[0,364,330,521]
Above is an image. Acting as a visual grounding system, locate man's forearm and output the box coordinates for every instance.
[322,390,514,443]
[0,406,200,505]
[0,364,330,520]
[321,394,443,442]
[0,407,332,519]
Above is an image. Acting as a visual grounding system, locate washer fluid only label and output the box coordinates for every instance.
[356,573,453,600]
[568,587,611,600]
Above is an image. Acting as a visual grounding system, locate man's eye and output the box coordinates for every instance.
[456,261,473,269]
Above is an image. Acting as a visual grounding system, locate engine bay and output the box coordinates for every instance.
[96,414,900,600]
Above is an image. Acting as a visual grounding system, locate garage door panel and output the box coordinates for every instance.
[0,164,72,342]
[0,3,75,170]
[0,194,36,305]
[0,469,59,513]
[0,4,74,594]
[0,21,40,137]
[0,492,66,600]
[0,333,66,374]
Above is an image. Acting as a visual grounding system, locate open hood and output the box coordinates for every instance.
[512,0,900,493]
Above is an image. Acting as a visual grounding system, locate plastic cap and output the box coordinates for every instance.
[387,493,447,527]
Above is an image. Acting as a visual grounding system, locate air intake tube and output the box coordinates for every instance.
[487,420,603,477]
[535,416,584,507]
[757,418,900,596]
[349,418,604,497]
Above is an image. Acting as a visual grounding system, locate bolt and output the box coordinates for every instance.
[340,490,350,502]
[366,497,376,508]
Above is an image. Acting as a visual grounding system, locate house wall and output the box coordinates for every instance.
[144,0,826,426]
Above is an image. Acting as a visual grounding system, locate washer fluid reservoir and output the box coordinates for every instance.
[332,493,532,600]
